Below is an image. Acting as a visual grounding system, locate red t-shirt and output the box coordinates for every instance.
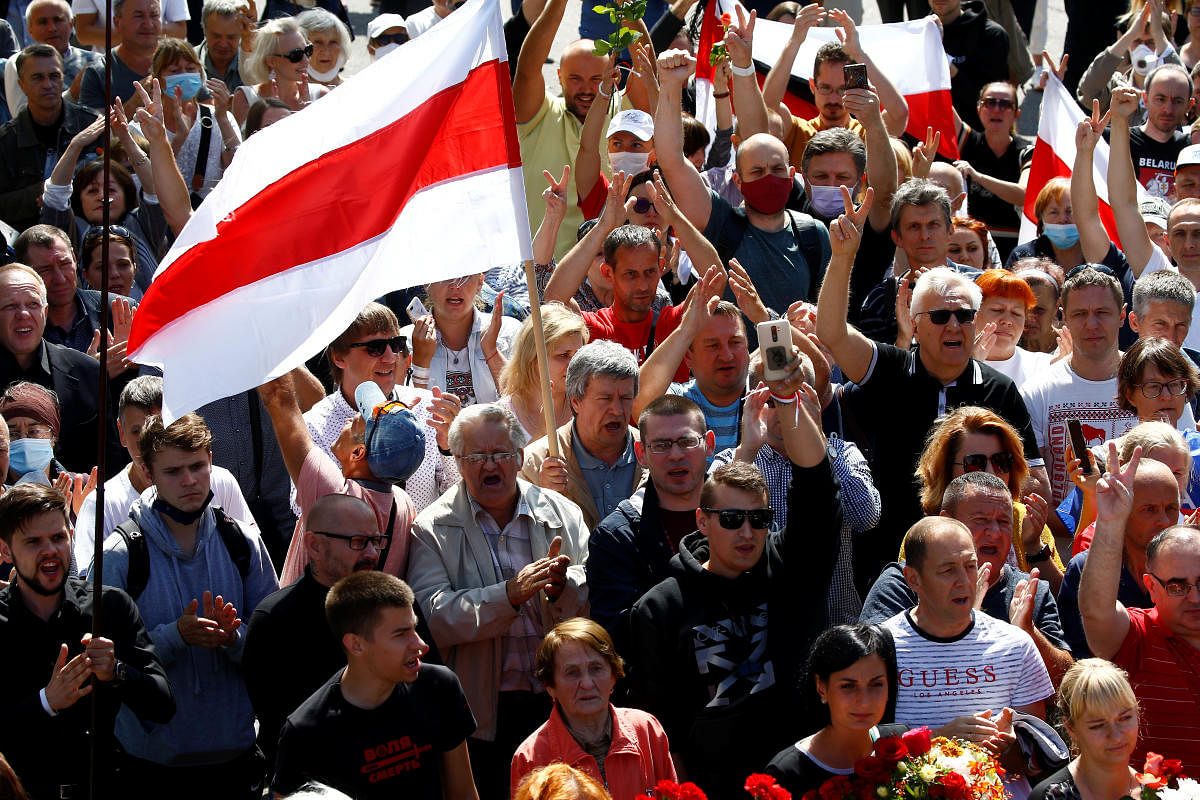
[1073,522,1096,557]
[583,304,688,382]
[1113,607,1200,774]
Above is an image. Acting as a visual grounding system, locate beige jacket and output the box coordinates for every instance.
[519,421,647,531]
[407,478,589,741]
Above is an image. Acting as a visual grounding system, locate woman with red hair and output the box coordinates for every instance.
[948,216,990,270]
[975,268,1052,386]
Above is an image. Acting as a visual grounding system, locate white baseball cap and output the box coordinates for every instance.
[1177,144,1200,170]
[606,110,654,141]
[368,13,407,39]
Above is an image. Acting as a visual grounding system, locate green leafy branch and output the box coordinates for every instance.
[592,0,647,55]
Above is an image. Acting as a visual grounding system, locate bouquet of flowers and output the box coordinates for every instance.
[804,728,1007,800]
[639,780,708,800]
[1135,753,1195,800]
[591,0,646,56]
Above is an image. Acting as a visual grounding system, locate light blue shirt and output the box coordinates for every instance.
[571,422,637,522]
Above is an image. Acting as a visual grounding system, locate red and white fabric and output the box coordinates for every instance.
[128,0,530,421]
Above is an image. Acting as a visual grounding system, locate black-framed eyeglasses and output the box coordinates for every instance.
[980,97,1015,111]
[1065,263,1116,280]
[1134,379,1189,399]
[82,224,135,244]
[274,43,314,62]
[349,335,407,357]
[646,435,704,454]
[957,452,1016,474]
[372,32,408,46]
[311,531,390,550]
[913,308,977,325]
[631,197,656,215]
[461,451,519,465]
[702,507,774,530]
[1148,572,1200,598]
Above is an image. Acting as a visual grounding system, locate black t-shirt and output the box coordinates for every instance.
[659,507,697,553]
[1128,126,1190,198]
[960,129,1033,243]
[765,724,910,796]
[273,664,477,800]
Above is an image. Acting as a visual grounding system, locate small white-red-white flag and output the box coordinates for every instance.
[1021,73,1142,243]
[128,0,529,421]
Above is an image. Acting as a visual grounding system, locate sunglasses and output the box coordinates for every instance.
[274,43,314,62]
[980,97,1015,111]
[702,507,774,530]
[372,32,408,46]
[631,197,657,215]
[311,531,390,550]
[83,224,135,243]
[349,336,407,357]
[914,308,977,325]
[958,452,1016,474]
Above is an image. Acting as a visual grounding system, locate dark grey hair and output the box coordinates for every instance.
[1132,269,1196,317]
[941,471,1010,516]
[118,375,163,418]
[447,402,527,456]
[801,127,866,179]
[889,178,952,231]
[565,340,639,403]
[201,0,247,29]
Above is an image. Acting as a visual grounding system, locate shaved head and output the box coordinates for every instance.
[307,493,376,535]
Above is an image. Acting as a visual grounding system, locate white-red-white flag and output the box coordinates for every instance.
[1021,73,1141,243]
[128,0,529,421]
[752,16,959,159]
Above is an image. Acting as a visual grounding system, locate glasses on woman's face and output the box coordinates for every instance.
[274,43,314,63]
[957,451,1015,474]
[1134,378,1189,399]
[631,196,656,214]
[9,423,53,441]
[980,97,1015,111]
[82,224,135,245]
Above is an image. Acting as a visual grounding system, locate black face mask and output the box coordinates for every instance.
[153,490,214,526]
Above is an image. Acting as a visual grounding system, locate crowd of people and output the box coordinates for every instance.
[0,0,1198,797]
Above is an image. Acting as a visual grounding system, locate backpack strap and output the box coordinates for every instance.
[374,496,400,571]
[191,105,214,192]
[787,210,826,290]
[113,519,150,600]
[643,304,662,361]
[211,506,252,581]
[713,208,751,268]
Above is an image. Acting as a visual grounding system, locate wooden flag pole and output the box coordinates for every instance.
[523,260,561,458]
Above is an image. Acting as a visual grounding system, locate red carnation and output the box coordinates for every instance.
[819,775,855,800]
[873,737,909,765]
[938,772,969,800]
[902,727,933,756]
[768,787,792,800]
[720,11,732,24]
[678,783,708,800]
[855,756,892,783]
[655,780,682,796]
[1145,754,1165,775]
[746,775,780,798]
[1161,760,1185,780]
[802,791,820,800]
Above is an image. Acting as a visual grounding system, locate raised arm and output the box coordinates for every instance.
[815,186,876,382]
[1107,87,1155,274]
[1079,441,1137,659]
[255,371,316,486]
[574,59,619,204]
[723,8,768,138]
[534,167,570,266]
[831,9,909,137]
[648,168,722,274]
[762,4,825,112]
[1071,100,1118,265]
[842,86,897,232]
[513,0,568,124]
[654,49,713,229]
[544,171,631,304]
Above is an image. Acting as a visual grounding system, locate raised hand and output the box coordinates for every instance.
[481,291,505,363]
[411,313,437,368]
[1008,568,1040,632]
[1095,441,1140,523]
[739,384,770,454]
[599,170,633,231]
[912,126,940,179]
[972,320,998,359]
[206,78,232,114]
[111,297,135,343]
[727,258,768,323]
[974,561,992,609]
[44,644,94,712]
[828,185,873,259]
[647,169,681,226]
[542,165,569,222]
[656,48,696,87]
[829,7,861,59]
[723,6,757,68]
[1039,50,1068,89]
[1020,492,1049,553]
[791,2,826,44]
[1075,99,1111,151]
[425,386,462,452]
[1110,85,1141,120]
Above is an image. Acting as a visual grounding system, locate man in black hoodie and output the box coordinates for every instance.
[626,354,843,798]
[933,0,1009,130]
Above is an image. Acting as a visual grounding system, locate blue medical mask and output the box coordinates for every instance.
[1042,222,1080,249]
[809,183,849,218]
[164,72,203,101]
[9,438,53,476]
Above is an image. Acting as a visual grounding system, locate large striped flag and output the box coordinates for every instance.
[1020,72,1141,244]
[127,0,530,421]
[751,16,959,160]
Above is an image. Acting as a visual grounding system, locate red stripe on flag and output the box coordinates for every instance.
[752,70,818,119]
[695,0,719,82]
[1024,137,1123,248]
[129,58,519,353]
[904,89,959,160]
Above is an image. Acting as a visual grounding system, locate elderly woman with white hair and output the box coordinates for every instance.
[296,7,350,88]
[232,15,328,125]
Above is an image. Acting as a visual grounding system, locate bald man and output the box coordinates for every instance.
[1058,458,1180,658]
[242,493,385,767]
[1081,446,1200,773]
[513,0,619,258]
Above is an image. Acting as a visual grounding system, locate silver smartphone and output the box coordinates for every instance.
[406,296,428,324]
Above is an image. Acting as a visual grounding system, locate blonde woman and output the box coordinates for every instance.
[498,303,588,441]
[233,16,328,125]
[1029,660,1142,800]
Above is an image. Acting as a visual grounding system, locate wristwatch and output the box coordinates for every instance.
[111,659,129,685]
[1026,543,1052,564]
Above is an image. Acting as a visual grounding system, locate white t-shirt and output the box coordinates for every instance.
[74,464,257,573]
[986,347,1052,391]
[882,609,1054,728]
[1135,244,1200,351]
[71,0,189,24]
[1019,359,1138,502]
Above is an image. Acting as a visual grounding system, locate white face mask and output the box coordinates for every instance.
[373,42,400,62]
[1131,43,1158,76]
[307,54,346,83]
[609,150,651,176]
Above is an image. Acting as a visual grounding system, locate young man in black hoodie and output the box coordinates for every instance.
[626,352,843,798]
[933,0,1009,129]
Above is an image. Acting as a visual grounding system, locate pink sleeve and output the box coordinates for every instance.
[281,449,350,585]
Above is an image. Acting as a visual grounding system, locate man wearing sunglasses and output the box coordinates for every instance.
[862,472,1073,687]
[242,493,388,773]
[627,354,845,797]
[1080,444,1200,774]
[819,194,1045,593]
